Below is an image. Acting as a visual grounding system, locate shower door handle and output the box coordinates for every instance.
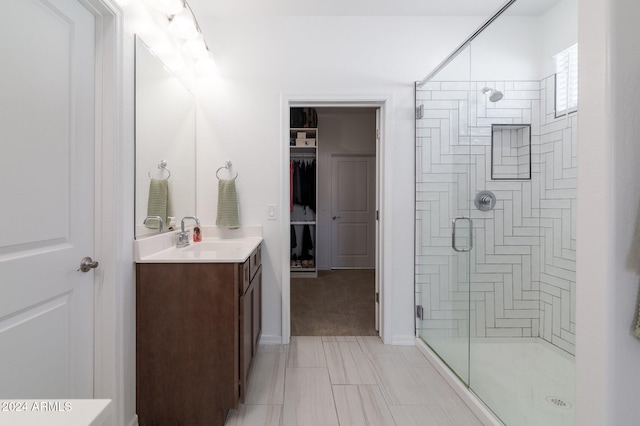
[452,217,473,252]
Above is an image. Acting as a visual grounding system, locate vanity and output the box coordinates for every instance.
[134,228,262,426]
[133,34,260,425]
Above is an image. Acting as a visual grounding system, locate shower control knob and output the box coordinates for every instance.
[474,191,496,212]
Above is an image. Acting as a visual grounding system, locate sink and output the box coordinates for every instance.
[175,239,254,260]
[182,240,248,252]
[134,227,263,263]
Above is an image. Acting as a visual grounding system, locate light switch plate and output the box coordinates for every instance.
[267,204,277,220]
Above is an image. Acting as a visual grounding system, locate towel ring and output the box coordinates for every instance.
[148,160,171,180]
[216,166,238,180]
[216,160,238,180]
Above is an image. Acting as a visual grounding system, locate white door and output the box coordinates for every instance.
[0,0,96,398]
[331,155,376,268]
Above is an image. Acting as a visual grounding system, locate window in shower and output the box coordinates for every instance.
[555,43,578,116]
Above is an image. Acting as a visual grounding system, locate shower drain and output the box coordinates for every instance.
[546,396,572,409]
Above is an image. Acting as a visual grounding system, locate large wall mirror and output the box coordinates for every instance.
[135,35,196,238]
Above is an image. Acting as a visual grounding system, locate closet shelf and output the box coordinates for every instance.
[290,124,318,279]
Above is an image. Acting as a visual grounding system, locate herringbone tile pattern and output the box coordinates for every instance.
[416,77,576,354]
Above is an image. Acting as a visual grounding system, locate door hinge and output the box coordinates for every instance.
[415,104,424,119]
[376,128,380,140]
[375,292,379,303]
[376,210,379,221]
[416,305,424,320]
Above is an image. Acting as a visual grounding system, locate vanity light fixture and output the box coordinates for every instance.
[159,0,217,75]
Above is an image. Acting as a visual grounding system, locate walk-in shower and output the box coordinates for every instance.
[414,0,577,425]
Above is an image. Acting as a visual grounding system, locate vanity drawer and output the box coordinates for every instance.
[249,244,262,281]
[240,260,250,295]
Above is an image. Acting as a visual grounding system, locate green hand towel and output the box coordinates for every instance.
[216,178,239,229]
[146,178,169,229]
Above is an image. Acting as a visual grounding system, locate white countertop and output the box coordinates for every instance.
[134,226,263,263]
[0,399,112,426]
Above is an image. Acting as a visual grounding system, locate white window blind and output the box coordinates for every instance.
[554,43,578,115]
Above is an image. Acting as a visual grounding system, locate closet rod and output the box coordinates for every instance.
[290,154,316,158]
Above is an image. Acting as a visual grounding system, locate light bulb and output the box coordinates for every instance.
[196,54,217,76]
[183,35,208,58]
[168,8,198,40]
[147,0,183,15]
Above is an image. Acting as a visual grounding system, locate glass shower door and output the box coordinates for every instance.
[415,47,473,384]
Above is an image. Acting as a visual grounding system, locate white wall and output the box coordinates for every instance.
[315,108,376,270]
[194,15,485,343]
[576,0,640,424]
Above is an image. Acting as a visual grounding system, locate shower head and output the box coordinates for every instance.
[482,87,504,102]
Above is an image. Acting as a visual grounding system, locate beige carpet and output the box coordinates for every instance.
[291,269,377,336]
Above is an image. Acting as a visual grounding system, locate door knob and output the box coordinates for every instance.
[78,256,99,272]
[332,216,341,220]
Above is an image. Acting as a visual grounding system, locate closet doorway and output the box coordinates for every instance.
[289,107,379,337]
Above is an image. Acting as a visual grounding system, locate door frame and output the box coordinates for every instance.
[81,0,127,424]
[280,94,393,344]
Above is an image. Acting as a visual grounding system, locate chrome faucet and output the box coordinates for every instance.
[177,216,200,248]
[143,216,164,233]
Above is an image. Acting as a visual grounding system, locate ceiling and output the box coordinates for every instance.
[188,0,564,18]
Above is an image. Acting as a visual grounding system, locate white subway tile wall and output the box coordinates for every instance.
[416,76,577,355]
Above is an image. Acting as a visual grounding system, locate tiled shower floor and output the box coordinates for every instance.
[425,337,575,426]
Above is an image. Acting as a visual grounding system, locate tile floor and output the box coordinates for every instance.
[225,336,482,426]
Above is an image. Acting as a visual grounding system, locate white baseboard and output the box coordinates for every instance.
[259,335,283,345]
[127,414,139,426]
[415,338,503,426]
[389,335,417,346]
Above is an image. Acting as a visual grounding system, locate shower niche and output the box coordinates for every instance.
[491,124,531,180]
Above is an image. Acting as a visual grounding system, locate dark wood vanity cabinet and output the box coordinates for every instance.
[136,243,262,426]
[239,243,262,402]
